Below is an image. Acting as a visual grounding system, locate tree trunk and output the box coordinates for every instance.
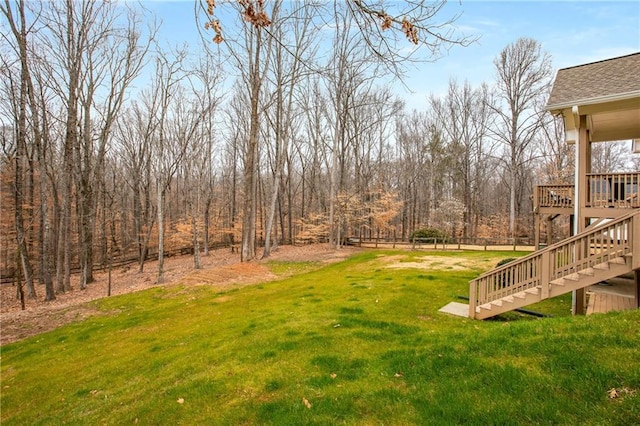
[157,181,165,283]
[262,173,280,258]
[203,197,211,256]
[14,149,35,298]
[241,29,263,262]
[39,156,55,301]
[191,208,201,269]
[5,0,36,298]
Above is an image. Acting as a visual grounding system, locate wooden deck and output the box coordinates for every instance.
[586,276,637,315]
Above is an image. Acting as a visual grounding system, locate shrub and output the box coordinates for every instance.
[410,228,448,242]
[496,258,516,268]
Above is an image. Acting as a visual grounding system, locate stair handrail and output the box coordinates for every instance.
[469,209,639,318]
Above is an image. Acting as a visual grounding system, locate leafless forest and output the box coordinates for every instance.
[1,1,635,300]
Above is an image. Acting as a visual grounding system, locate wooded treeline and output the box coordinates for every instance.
[1,1,635,298]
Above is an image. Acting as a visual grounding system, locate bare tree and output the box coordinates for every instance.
[325,5,379,248]
[344,87,401,240]
[190,55,223,257]
[591,142,631,173]
[182,59,222,268]
[491,37,552,238]
[1,0,39,299]
[73,4,154,288]
[395,108,449,237]
[261,1,317,258]
[37,0,91,293]
[115,100,157,273]
[220,84,250,250]
[201,0,471,254]
[295,76,331,232]
[431,80,494,238]
[215,1,280,261]
[535,110,573,184]
[150,47,192,283]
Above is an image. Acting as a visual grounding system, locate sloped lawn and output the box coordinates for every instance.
[1,250,638,425]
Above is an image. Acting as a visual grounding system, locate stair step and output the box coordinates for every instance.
[490,300,503,307]
[550,278,565,286]
[524,287,540,295]
[503,296,515,303]
[513,292,527,299]
[609,257,626,265]
[593,262,610,270]
[479,303,492,311]
[578,267,595,277]
[564,273,580,281]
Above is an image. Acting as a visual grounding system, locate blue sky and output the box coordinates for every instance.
[404,0,640,107]
[143,0,640,110]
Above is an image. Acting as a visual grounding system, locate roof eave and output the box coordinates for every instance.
[546,90,640,115]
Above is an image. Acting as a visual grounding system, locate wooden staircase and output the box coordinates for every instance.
[469,210,640,319]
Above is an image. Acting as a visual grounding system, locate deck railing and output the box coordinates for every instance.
[587,172,640,208]
[535,184,574,209]
[469,209,639,318]
[535,172,640,210]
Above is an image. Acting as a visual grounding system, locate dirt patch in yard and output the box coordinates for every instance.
[384,255,496,272]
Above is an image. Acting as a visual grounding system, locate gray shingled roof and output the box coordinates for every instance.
[547,52,640,109]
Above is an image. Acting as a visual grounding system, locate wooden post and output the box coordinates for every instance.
[469,281,477,319]
[573,115,590,316]
[632,213,640,309]
[546,216,554,246]
[632,213,640,270]
[634,270,639,309]
[541,251,550,299]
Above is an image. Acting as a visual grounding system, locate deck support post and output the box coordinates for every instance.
[633,214,640,309]
[632,213,640,270]
[572,114,590,316]
[634,270,639,309]
[534,214,540,250]
[546,216,555,246]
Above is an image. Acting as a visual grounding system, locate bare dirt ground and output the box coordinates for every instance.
[384,254,497,272]
[0,244,360,346]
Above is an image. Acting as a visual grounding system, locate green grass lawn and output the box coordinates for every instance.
[1,250,639,425]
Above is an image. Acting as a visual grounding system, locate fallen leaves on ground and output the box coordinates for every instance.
[608,387,636,400]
